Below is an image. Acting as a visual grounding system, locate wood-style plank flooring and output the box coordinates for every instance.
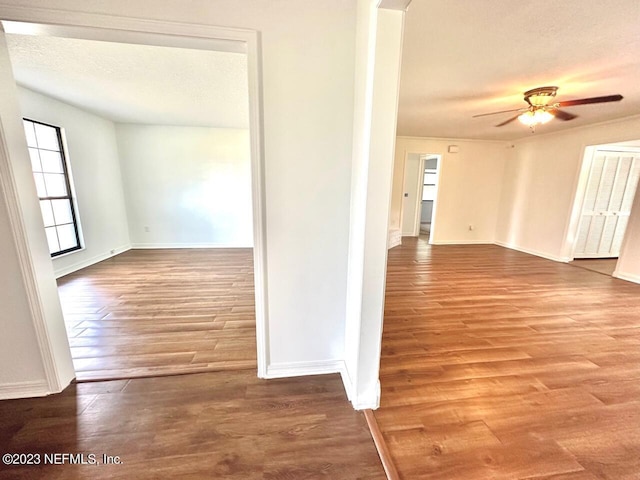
[0,371,385,479]
[375,236,640,480]
[570,258,618,277]
[57,249,256,381]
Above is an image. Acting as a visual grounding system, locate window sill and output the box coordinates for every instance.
[51,246,85,260]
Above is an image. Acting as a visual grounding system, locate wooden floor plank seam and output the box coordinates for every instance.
[365,409,401,480]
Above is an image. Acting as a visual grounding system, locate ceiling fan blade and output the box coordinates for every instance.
[551,109,578,121]
[495,114,520,127]
[557,94,623,107]
[472,108,526,118]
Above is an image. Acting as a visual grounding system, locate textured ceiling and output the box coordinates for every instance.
[5,34,249,128]
[397,0,640,140]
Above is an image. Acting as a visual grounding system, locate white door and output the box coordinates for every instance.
[574,150,640,258]
[401,155,421,236]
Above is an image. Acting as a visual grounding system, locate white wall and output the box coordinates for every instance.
[18,87,131,277]
[0,31,74,398]
[0,0,361,395]
[116,124,252,248]
[615,185,640,284]
[391,136,508,244]
[496,115,640,262]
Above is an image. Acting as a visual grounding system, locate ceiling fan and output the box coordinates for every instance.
[473,86,623,131]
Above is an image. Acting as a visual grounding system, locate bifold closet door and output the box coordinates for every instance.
[574,150,640,258]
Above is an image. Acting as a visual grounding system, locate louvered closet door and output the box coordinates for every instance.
[574,150,640,258]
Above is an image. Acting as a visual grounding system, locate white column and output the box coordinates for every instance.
[344,0,409,409]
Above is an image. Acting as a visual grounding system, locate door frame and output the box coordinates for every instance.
[0,9,270,392]
[414,154,441,243]
[566,144,640,262]
[403,152,441,242]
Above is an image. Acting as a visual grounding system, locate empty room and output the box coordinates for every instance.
[374,1,640,479]
[4,33,258,381]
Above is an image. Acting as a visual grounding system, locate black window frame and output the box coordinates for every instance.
[23,118,82,257]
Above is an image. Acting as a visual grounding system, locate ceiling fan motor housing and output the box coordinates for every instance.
[524,86,558,106]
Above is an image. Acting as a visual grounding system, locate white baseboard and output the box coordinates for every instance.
[265,359,345,379]
[54,244,131,278]
[430,239,493,245]
[0,380,49,400]
[613,270,640,285]
[265,360,379,410]
[388,229,402,249]
[131,243,253,249]
[495,240,571,263]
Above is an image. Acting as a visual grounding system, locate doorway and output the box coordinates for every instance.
[0,19,269,386]
[569,142,640,277]
[401,153,441,243]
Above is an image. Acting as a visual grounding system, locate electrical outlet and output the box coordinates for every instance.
[144,226,150,232]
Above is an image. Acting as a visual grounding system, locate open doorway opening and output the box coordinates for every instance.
[1,21,267,382]
[569,140,640,277]
[401,153,441,243]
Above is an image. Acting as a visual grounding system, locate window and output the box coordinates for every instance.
[23,119,81,257]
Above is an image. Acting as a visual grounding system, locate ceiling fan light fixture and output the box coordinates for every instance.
[518,108,554,126]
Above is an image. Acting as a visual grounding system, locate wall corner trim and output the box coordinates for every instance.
[388,229,402,249]
[352,380,381,410]
[0,379,49,400]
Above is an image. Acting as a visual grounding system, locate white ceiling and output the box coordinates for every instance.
[397,0,640,140]
[5,34,249,128]
[4,2,638,139]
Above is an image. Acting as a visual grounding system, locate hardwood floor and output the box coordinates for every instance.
[0,371,385,479]
[375,237,640,480]
[57,249,256,381]
[570,258,618,276]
